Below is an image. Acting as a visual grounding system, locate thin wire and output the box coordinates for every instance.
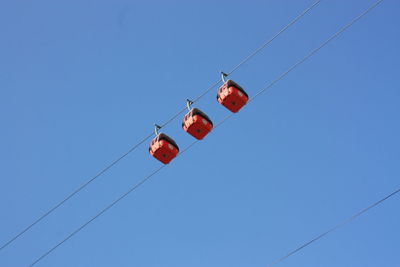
[266,187,399,267]
[28,1,381,265]
[0,0,321,252]
[226,0,321,76]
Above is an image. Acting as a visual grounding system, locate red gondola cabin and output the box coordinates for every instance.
[217,80,249,113]
[182,108,213,140]
[149,133,179,164]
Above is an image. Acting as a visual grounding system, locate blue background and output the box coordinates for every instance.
[1,0,399,266]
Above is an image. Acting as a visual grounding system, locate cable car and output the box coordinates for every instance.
[149,126,179,164]
[217,78,249,113]
[182,105,213,140]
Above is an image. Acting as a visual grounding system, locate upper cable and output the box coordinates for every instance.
[0,0,321,251]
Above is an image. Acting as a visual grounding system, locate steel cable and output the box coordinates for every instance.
[266,187,398,267]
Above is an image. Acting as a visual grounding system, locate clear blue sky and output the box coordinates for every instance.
[1,1,399,266]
